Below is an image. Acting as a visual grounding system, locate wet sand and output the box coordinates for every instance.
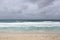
[0,31,60,40]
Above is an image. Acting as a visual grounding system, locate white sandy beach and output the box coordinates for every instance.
[0,31,60,40]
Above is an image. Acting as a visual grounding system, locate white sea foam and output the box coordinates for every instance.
[0,21,60,27]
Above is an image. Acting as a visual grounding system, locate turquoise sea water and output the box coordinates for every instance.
[0,27,60,31]
[0,20,60,31]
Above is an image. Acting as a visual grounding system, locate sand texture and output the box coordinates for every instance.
[0,31,60,40]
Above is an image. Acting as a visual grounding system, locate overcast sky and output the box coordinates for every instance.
[0,0,60,19]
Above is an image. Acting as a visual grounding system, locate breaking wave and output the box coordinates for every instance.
[0,21,60,31]
[0,21,60,27]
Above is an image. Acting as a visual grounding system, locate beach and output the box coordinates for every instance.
[0,31,60,40]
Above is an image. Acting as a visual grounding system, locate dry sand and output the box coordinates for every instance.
[0,31,60,40]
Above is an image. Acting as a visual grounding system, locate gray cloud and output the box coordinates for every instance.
[0,0,60,19]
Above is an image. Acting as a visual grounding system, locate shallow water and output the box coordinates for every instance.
[0,21,60,31]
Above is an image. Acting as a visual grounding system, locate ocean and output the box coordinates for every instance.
[0,19,60,31]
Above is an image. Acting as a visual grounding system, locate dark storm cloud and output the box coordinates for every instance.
[0,0,60,19]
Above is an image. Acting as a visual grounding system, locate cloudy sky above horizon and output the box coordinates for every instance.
[0,0,60,19]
